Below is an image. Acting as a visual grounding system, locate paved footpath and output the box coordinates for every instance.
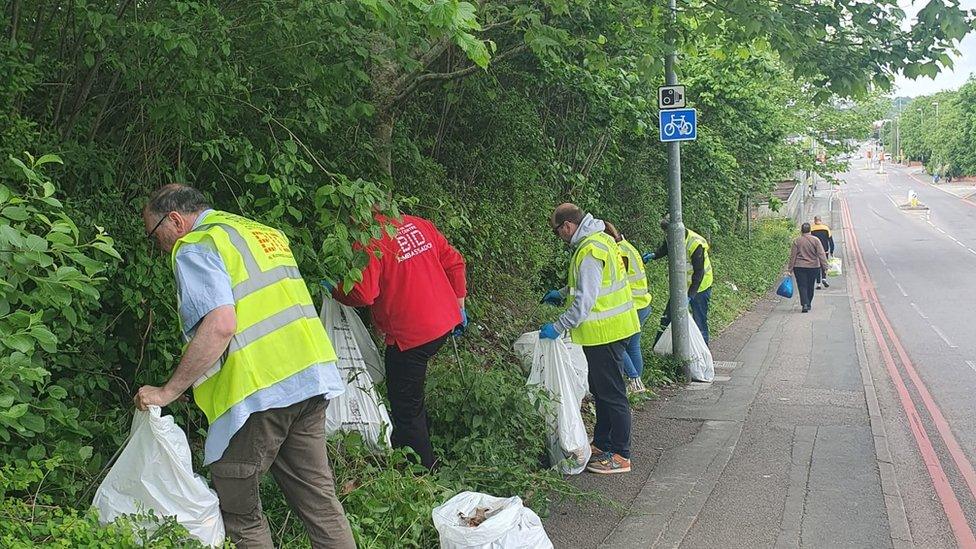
[546,187,909,548]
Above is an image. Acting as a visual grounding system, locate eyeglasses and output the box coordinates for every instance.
[552,220,566,236]
[147,214,168,241]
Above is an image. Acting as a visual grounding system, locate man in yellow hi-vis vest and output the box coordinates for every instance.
[540,203,639,474]
[134,184,354,548]
[644,216,713,344]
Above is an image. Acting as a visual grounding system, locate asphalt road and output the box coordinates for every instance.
[842,156,976,547]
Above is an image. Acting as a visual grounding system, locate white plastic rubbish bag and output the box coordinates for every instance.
[653,314,715,382]
[432,491,553,549]
[320,297,393,452]
[513,332,587,381]
[92,406,225,546]
[515,332,590,474]
[827,257,842,277]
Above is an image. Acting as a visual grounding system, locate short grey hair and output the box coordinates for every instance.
[145,184,211,215]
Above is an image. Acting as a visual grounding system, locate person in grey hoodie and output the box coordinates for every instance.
[540,203,639,474]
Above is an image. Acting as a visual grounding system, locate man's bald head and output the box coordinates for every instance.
[551,203,583,227]
[551,203,584,243]
[142,184,211,253]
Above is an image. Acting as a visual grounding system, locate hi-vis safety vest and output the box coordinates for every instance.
[171,210,338,424]
[567,232,640,346]
[685,229,713,292]
[617,239,652,310]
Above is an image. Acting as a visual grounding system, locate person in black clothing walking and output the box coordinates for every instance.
[810,216,834,289]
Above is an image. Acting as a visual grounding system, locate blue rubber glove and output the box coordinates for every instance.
[642,252,655,263]
[320,279,336,293]
[540,323,560,340]
[541,289,565,306]
[452,308,468,337]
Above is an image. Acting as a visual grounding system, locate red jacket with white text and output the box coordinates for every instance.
[333,214,467,351]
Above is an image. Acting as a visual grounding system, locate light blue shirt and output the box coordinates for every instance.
[175,210,345,465]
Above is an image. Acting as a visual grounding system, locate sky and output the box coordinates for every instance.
[892,0,976,97]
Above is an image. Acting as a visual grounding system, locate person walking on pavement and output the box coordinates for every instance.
[788,222,828,313]
[810,216,834,289]
[643,216,714,344]
[540,204,640,474]
[327,210,467,470]
[135,184,354,548]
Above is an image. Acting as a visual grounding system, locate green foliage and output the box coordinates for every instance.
[0,460,218,548]
[895,77,976,177]
[0,154,119,502]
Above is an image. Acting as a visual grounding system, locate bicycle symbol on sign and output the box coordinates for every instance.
[663,115,694,137]
[658,108,697,143]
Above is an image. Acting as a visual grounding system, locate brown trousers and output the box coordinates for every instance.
[210,396,355,548]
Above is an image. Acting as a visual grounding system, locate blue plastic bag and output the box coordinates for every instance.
[776,276,794,298]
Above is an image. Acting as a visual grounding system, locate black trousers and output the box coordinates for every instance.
[384,333,449,469]
[583,339,632,459]
[794,267,820,308]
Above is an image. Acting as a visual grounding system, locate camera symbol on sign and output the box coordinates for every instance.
[658,85,685,110]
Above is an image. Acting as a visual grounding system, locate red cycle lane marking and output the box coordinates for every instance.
[841,194,976,547]
[844,190,976,499]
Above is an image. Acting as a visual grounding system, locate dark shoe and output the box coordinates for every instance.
[822,281,830,288]
[801,306,810,313]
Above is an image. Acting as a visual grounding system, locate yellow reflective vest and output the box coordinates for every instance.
[567,232,640,346]
[617,238,652,310]
[685,229,713,292]
[171,210,338,423]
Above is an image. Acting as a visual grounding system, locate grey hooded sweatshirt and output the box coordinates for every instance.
[553,214,609,336]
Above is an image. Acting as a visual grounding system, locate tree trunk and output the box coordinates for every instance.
[373,111,395,179]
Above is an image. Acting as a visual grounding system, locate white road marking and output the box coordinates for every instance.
[895,282,908,297]
[911,302,929,319]
[936,227,947,234]
[968,248,976,255]
[967,361,976,374]
[886,268,897,280]
[878,256,887,266]
[931,325,958,349]
[957,241,967,248]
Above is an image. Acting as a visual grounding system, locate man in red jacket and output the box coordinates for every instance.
[328,213,467,469]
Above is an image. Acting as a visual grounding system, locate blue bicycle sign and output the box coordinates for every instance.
[659,108,697,142]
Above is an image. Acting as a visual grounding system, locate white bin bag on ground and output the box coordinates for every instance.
[320,297,393,452]
[92,406,225,546]
[514,332,590,474]
[432,491,553,549]
[653,313,714,382]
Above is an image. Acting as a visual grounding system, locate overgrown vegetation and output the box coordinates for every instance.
[2,0,972,547]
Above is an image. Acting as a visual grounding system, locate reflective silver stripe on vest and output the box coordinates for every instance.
[599,279,629,296]
[573,237,619,284]
[192,303,318,389]
[585,300,636,322]
[226,302,319,355]
[192,222,301,301]
[631,288,649,296]
[627,273,644,283]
